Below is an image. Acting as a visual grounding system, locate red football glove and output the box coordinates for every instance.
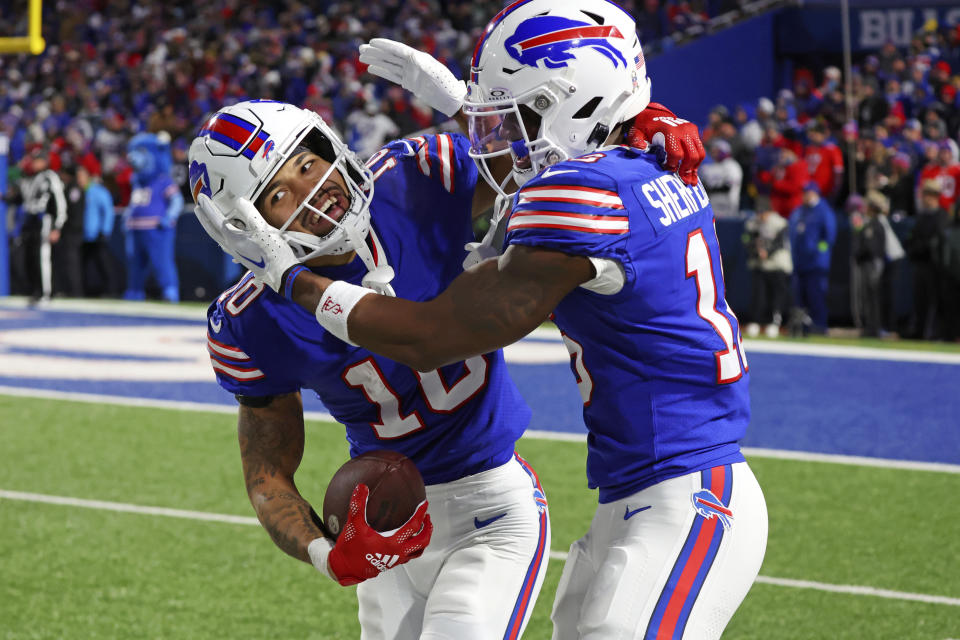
[327,484,433,586]
[624,102,706,187]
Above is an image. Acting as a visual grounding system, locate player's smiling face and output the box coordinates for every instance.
[258,149,352,238]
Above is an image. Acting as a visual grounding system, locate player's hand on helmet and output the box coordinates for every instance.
[359,38,466,118]
[195,194,300,293]
[327,484,432,586]
[625,103,706,187]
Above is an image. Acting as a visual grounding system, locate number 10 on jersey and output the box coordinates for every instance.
[343,356,490,439]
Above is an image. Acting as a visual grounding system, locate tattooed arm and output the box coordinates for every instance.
[290,245,594,371]
[238,391,324,564]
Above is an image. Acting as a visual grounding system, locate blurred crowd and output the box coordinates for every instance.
[2,1,958,339]
[0,0,746,207]
[0,0,759,304]
[699,24,960,341]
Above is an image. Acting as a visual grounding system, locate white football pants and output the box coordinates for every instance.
[357,453,551,640]
[551,462,767,640]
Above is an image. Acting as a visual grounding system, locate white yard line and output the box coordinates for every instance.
[0,489,259,526]
[753,575,960,607]
[741,339,960,365]
[526,326,960,364]
[741,447,960,474]
[0,296,208,320]
[2,488,958,608]
[528,432,960,473]
[0,386,334,423]
[523,429,588,443]
[3,386,959,474]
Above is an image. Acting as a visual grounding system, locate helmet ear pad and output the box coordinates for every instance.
[587,122,610,148]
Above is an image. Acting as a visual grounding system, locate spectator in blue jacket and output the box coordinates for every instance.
[78,164,117,297]
[789,181,837,333]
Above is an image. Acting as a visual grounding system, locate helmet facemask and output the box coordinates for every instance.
[252,127,375,264]
[465,81,570,198]
[256,128,394,294]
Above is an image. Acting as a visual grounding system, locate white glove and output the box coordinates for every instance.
[359,38,466,118]
[195,194,300,293]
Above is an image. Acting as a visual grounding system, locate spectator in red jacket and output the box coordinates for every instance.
[918,141,960,215]
[769,148,810,218]
[804,122,844,203]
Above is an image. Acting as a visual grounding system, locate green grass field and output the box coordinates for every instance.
[1,395,958,639]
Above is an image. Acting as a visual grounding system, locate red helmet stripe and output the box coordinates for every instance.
[514,25,623,52]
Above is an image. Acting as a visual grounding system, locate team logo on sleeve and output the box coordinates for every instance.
[505,16,626,69]
[692,489,733,530]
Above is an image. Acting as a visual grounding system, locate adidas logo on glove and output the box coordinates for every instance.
[366,553,400,572]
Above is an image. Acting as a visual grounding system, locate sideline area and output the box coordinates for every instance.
[2,297,959,465]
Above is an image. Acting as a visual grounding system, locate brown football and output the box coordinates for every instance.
[321,450,426,541]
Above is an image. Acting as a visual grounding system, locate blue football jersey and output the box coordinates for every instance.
[207,133,531,485]
[505,147,750,503]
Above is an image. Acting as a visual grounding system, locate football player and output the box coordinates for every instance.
[191,85,703,635]
[196,1,768,638]
[189,100,550,639]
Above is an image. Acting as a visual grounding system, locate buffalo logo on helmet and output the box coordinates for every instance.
[691,489,734,531]
[261,139,275,162]
[505,16,626,70]
[189,160,212,202]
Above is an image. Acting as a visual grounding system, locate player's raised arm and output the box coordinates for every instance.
[358,38,705,196]
[359,38,503,220]
[288,244,593,371]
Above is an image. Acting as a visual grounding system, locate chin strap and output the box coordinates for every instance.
[350,226,396,297]
[362,265,396,297]
[463,194,512,269]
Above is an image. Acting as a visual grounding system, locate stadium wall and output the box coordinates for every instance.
[776,3,960,55]
[649,2,960,125]
[649,12,780,127]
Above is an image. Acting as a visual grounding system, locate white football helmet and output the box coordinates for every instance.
[464,0,651,195]
[188,100,376,265]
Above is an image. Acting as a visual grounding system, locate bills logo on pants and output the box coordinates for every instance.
[646,465,735,639]
[692,489,733,531]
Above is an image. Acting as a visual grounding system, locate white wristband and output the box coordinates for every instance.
[316,280,374,346]
[307,537,335,581]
